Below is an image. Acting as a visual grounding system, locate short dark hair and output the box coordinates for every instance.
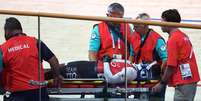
[4,17,22,31]
[161,9,181,23]
[107,3,124,13]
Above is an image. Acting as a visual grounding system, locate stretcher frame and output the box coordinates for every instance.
[48,78,158,101]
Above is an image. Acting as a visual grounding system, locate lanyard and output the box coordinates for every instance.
[110,32,121,49]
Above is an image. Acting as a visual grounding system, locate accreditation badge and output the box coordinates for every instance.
[179,63,192,80]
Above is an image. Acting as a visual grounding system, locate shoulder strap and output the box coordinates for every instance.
[135,29,151,63]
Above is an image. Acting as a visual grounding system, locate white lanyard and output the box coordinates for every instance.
[110,31,121,49]
[118,38,121,49]
[111,33,115,49]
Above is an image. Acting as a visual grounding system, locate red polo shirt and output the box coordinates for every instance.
[167,29,200,86]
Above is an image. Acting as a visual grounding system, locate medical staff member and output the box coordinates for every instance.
[0,17,62,101]
[88,2,133,74]
[152,9,200,101]
[131,13,167,101]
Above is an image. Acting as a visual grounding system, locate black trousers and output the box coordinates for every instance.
[3,87,49,101]
[149,85,166,101]
[60,61,97,78]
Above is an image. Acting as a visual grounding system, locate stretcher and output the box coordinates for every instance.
[47,78,159,101]
[46,61,160,101]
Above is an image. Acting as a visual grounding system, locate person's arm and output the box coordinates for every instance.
[152,65,174,92]
[161,61,167,74]
[155,38,168,72]
[39,41,62,86]
[40,41,60,73]
[88,51,98,61]
[152,38,178,92]
[46,56,60,78]
[129,56,134,63]
[161,65,174,83]
[88,25,100,61]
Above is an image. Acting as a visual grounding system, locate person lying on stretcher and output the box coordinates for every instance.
[45,57,158,84]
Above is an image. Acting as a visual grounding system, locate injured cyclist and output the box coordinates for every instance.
[54,56,159,84]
